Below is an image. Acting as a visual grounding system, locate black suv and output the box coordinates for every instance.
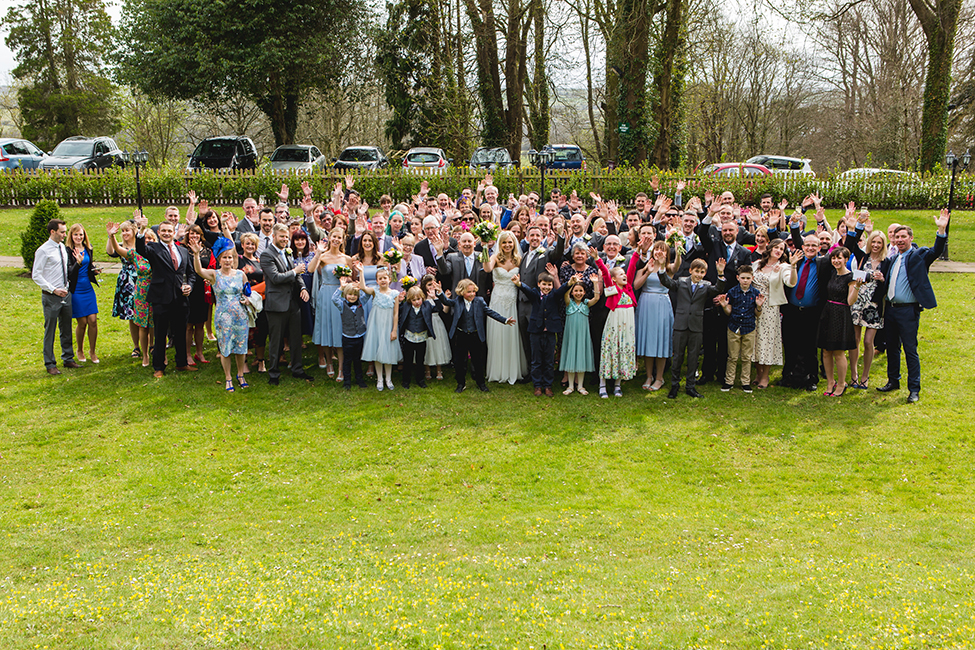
[39,136,125,171]
[187,136,258,171]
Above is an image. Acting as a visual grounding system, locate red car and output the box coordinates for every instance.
[700,162,772,178]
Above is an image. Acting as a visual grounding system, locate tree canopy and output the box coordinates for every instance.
[115,0,370,147]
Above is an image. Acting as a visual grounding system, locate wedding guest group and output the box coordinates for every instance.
[37,175,950,405]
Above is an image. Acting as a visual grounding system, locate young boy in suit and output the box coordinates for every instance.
[332,281,368,389]
[717,265,765,393]
[513,271,572,396]
[444,278,515,393]
[398,285,445,388]
[658,258,726,398]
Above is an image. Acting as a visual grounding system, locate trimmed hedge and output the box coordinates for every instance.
[0,167,972,210]
[20,200,61,271]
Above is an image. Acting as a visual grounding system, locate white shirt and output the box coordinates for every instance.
[32,238,69,294]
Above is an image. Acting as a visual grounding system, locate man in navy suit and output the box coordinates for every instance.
[876,210,949,403]
[136,221,197,377]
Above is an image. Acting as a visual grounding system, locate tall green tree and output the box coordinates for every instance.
[2,0,119,150]
[116,0,369,147]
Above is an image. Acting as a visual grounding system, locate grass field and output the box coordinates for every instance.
[2,208,974,648]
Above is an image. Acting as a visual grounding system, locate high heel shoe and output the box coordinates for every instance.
[225,379,235,393]
[256,358,266,373]
[823,383,835,396]
[194,353,209,364]
[831,384,847,397]
[237,374,249,389]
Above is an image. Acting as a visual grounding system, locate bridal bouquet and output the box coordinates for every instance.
[332,265,352,279]
[665,230,686,256]
[382,248,404,265]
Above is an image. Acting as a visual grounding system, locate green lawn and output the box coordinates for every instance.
[2,253,975,648]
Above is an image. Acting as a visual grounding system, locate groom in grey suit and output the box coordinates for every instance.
[260,223,314,385]
[657,257,726,398]
[516,224,565,378]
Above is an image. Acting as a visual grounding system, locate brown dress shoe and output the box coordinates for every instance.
[544,387,554,397]
[47,367,61,375]
[534,387,542,396]
[153,370,164,378]
[175,365,198,372]
[63,361,81,369]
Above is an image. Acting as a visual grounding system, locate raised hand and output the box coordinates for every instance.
[187,189,197,205]
[716,257,727,274]
[778,198,789,212]
[484,173,493,187]
[545,262,557,276]
[316,240,327,253]
[419,180,429,196]
[935,207,950,231]
[650,174,660,192]
[344,175,354,190]
[789,250,804,265]
[756,293,766,307]
[802,194,814,209]
[676,180,686,193]
[198,199,209,215]
[300,196,314,214]
[588,245,598,259]
[301,180,313,198]
[188,240,202,254]
[276,184,289,202]
[704,190,714,206]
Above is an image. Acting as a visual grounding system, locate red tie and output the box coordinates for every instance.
[795,259,811,300]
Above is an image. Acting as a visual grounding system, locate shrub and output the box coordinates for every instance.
[20,199,61,271]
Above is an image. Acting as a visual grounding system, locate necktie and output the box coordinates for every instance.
[726,244,734,260]
[59,244,67,286]
[264,235,270,250]
[795,259,811,300]
[465,256,473,275]
[525,250,535,268]
[282,249,289,268]
[170,244,179,269]
[888,254,903,301]
[691,283,698,295]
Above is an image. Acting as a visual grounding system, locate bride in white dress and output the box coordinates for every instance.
[485,230,528,384]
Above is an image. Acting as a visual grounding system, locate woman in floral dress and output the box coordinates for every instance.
[106,222,154,367]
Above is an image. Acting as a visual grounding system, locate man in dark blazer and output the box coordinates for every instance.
[515,272,572,396]
[434,231,490,298]
[443,280,515,393]
[515,223,565,377]
[780,217,833,390]
[876,211,949,403]
[696,215,755,385]
[260,223,314,385]
[136,221,197,377]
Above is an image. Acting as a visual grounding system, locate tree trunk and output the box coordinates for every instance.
[611,0,653,166]
[464,0,507,146]
[650,0,684,169]
[526,0,549,151]
[907,0,961,172]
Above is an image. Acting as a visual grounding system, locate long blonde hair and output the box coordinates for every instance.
[67,223,92,251]
[496,230,522,266]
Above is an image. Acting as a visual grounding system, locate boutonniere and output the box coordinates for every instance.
[614,255,625,265]
[285,248,293,255]
[584,233,592,241]
[535,246,546,255]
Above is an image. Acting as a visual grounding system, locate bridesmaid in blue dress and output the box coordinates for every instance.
[634,239,681,391]
[358,265,402,390]
[309,227,352,379]
[67,224,100,363]
[352,230,383,321]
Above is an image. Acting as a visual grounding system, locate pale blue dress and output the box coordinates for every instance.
[635,270,674,358]
[361,289,402,364]
[560,300,594,372]
[359,265,379,321]
[213,271,248,356]
[312,263,343,348]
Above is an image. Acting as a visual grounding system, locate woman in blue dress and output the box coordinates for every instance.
[67,223,101,363]
[189,237,250,393]
[353,230,383,321]
[633,238,681,391]
[358,265,402,390]
[309,227,352,380]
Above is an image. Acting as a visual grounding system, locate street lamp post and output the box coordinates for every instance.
[121,150,150,219]
[527,147,554,203]
[943,148,971,261]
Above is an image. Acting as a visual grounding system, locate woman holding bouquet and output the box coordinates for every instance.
[392,235,426,292]
[309,227,353,379]
[483,230,528,384]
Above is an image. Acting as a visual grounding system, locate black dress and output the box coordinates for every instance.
[186,247,213,324]
[817,270,857,350]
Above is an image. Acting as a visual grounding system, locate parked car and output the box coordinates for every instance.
[701,162,772,178]
[836,167,918,180]
[469,146,516,171]
[39,136,124,171]
[268,144,326,172]
[333,146,390,171]
[532,144,586,171]
[187,136,257,171]
[0,138,47,171]
[403,147,450,174]
[746,155,815,177]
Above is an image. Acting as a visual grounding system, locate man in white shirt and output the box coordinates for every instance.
[32,218,81,375]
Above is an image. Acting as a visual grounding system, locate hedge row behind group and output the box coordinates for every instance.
[0,167,972,210]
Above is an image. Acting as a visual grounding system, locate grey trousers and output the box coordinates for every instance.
[42,292,74,368]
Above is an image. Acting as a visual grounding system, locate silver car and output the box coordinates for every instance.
[746,155,815,177]
[403,147,450,174]
[268,145,326,172]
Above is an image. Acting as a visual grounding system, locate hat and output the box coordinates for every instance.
[212,236,235,259]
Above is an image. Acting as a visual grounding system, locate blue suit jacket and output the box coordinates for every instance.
[518,283,571,334]
[443,295,508,342]
[398,297,444,341]
[880,234,946,310]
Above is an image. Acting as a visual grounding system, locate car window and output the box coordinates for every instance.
[744,166,764,177]
[195,140,235,158]
[243,140,255,155]
[3,141,28,156]
[340,148,379,162]
[716,167,738,177]
[94,142,108,156]
[553,148,582,162]
[52,141,93,157]
[25,141,43,156]
[311,147,321,159]
[407,152,441,164]
[272,148,308,162]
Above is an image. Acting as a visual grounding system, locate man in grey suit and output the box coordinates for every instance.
[657,257,726,398]
[516,223,565,378]
[260,223,314,385]
[434,231,490,298]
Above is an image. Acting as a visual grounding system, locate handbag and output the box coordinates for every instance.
[245,291,264,328]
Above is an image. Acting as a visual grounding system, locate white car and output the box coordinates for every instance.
[403,147,450,174]
[268,145,326,172]
[746,155,815,177]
